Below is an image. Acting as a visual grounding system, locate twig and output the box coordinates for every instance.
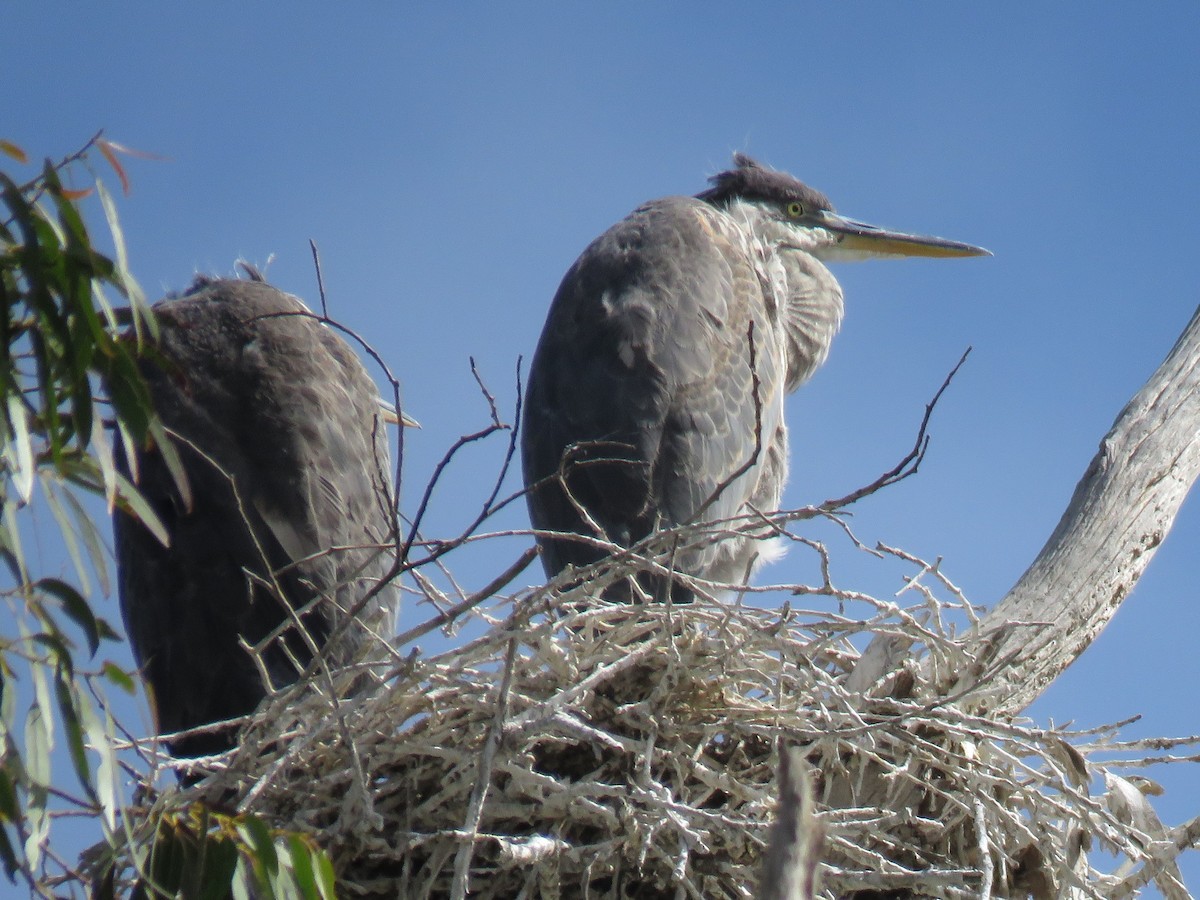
[821,347,971,511]
[759,747,824,900]
[394,547,539,649]
[309,239,330,320]
[450,636,519,900]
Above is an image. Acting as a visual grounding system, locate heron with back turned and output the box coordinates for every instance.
[114,274,404,759]
[522,154,987,601]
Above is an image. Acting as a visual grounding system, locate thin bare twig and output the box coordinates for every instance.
[821,347,971,511]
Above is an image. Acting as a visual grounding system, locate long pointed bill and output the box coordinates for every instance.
[379,398,420,428]
[812,209,990,260]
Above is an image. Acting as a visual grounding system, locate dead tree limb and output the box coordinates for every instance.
[956,302,1200,715]
[759,748,823,900]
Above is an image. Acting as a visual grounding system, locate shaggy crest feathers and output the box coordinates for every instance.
[697,152,833,212]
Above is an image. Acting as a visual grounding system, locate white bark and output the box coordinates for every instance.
[758,749,823,900]
[954,303,1200,715]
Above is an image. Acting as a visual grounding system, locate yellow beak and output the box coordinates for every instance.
[811,209,990,260]
[379,399,420,428]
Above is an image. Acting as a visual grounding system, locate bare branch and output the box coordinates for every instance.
[822,347,971,511]
[759,747,824,900]
[955,305,1200,714]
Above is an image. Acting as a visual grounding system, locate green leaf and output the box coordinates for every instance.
[39,474,92,596]
[101,661,136,694]
[59,483,111,595]
[27,641,54,752]
[96,179,132,289]
[312,847,337,900]
[0,822,19,881]
[150,419,191,512]
[105,349,152,442]
[0,768,19,820]
[231,860,255,900]
[32,632,75,670]
[22,708,49,871]
[82,702,117,829]
[54,669,98,803]
[194,833,240,900]
[0,140,27,163]
[36,577,100,655]
[284,834,320,900]
[237,815,279,881]
[113,468,169,547]
[0,501,28,585]
[4,393,33,504]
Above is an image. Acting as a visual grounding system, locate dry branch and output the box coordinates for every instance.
[759,748,823,900]
[957,303,1200,715]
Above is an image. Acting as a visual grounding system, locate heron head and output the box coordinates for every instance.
[698,153,990,263]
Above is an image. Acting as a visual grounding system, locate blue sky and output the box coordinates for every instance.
[6,3,1200,892]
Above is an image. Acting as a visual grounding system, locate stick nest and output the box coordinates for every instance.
[141,542,1198,900]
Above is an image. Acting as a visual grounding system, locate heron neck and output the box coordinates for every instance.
[725,203,845,393]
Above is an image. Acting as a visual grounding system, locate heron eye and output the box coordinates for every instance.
[786,201,805,218]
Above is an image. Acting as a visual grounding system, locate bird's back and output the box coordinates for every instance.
[522,197,790,596]
[114,277,397,757]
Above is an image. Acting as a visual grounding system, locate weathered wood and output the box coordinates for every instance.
[758,748,823,900]
[956,303,1200,715]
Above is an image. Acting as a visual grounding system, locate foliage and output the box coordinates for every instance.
[93,806,336,900]
[0,136,337,899]
[0,133,156,896]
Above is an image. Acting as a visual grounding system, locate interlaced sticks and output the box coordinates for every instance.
[534,337,974,602]
[112,423,1200,899]
[144,541,1200,900]
[106,281,1200,899]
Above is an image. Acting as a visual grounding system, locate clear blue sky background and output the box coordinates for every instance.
[6,3,1200,893]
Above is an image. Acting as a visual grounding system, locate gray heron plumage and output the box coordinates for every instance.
[114,275,401,758]
[522,154,986,601]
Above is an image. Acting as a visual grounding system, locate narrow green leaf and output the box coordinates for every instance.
[59,484,111,595]
[195,833,240,900]
[0,768,18,820]
[312,847,337,900]
[0,501,28,585]
[237,815,279,880]
[230,860,255,900]
[4,394,33,504]
[150,420,191,512]
[23,792,47,874]
[23,704,50,785]
[39,476,92,597]
[113,469,169,547]
[91,276,120,331]
[26,631,54,751]
[54,670,98,803]
[36,577,100,656]
[268,851,294,900]
[82,703,118,829]
[96,179,130,280]
[32,632,75,670]
[95,175,152,345]
[284,835,319,900]
[114,414,140,483]
[0,140,27,163]
[45,163,92,251]
[0,662,14,735]
[106,349,152,440]
[0,821,19,880]
[101,661,136,695]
